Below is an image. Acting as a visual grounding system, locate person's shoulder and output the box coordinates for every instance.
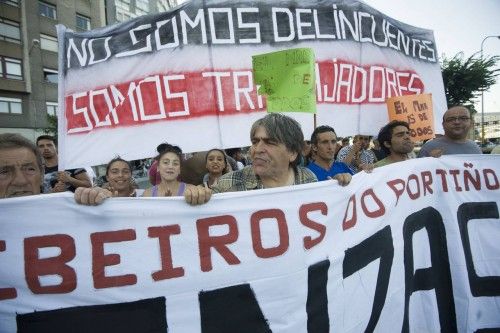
[418,138,440,157]
[296,166,318,184]
[422,137,444,146]
[221,167,249,180]
[338,145,350,154]
[334,161,354,174]
[364,149,375,156]
[211,167,249,193]
[464,139,480,146]
[336,146,350,160]
[306,161,319,171]
[464,140,482,153]
[374,157,389,168]
[362,149,377,161]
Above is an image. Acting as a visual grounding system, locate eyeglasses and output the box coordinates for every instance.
[444,116,470,123]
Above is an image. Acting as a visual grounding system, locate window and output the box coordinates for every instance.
[46,102,58,116]
[39,1,56,19]
[115,0,148,21]
[116,0,133,22]
[117,0,131,7]
[0,18,21,43]
[116,10,132,22]
[135,0,149,14]
[0,97,22,114]
[43,68,58,83]
[157,0,176,12]
[40,34,58,52]
[76,14,91,31]
[0,56,23,80]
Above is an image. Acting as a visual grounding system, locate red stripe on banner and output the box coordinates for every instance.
[65,59,424,134]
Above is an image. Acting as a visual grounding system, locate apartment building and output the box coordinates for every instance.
[0,0,105,140]
[105,0,182,24]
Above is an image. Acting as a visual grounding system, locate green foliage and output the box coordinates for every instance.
[44,114,58,140]
[441,52,500,112]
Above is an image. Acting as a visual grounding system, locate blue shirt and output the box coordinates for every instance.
[307,161,354,181]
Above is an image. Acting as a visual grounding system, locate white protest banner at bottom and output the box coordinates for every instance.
[0,156,499,332]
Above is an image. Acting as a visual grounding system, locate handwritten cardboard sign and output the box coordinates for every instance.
[386,93,434,141]
[252,48,316,113]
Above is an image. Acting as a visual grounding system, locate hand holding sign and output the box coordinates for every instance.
[252,48,316,113]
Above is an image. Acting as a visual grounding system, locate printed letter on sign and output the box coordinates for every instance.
[24,234,77,294]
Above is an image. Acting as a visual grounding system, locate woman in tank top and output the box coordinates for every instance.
[143,144,193,197]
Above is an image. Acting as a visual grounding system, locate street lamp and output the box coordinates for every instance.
[480,35,500,145]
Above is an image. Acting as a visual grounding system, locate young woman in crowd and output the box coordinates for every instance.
[148,143,169,186]
[202,149,229,188]
[102,157,143,197]
[143,144,193,197]
[74,145,199,204]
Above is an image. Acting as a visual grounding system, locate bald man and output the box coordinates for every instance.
[418,106,481,157]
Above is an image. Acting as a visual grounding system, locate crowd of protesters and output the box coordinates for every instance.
[0,106,489,201]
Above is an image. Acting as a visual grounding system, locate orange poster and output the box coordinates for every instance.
[386,93,434,141]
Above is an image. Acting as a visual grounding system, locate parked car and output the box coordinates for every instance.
[481,141,497,154]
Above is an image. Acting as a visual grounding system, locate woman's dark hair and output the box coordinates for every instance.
[156,143,168,153]
[156,143,183,162]
[106,156,132,176]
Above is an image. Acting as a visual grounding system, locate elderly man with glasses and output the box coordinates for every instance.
[418,106,482,157]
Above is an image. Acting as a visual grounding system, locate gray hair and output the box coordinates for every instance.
[250,113,304,167]
[0,133,44,171]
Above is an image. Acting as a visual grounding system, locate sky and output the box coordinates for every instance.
[363,0,500,114]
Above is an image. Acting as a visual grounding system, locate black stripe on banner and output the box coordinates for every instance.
[16,297,167,333]
[343,225,394,332]
[457,202,500,297]
[199,283,271,333]
[307,259,330,333]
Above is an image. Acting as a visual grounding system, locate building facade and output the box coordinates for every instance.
[105,0,182,24]
[474,112,500,141]
[0,0,105,140]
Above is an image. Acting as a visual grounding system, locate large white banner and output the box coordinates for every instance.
[57,0,447,169]
[0,156,499,332]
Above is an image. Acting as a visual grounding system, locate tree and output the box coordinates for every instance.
[43,114,58,139]
[441,52,500,112]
